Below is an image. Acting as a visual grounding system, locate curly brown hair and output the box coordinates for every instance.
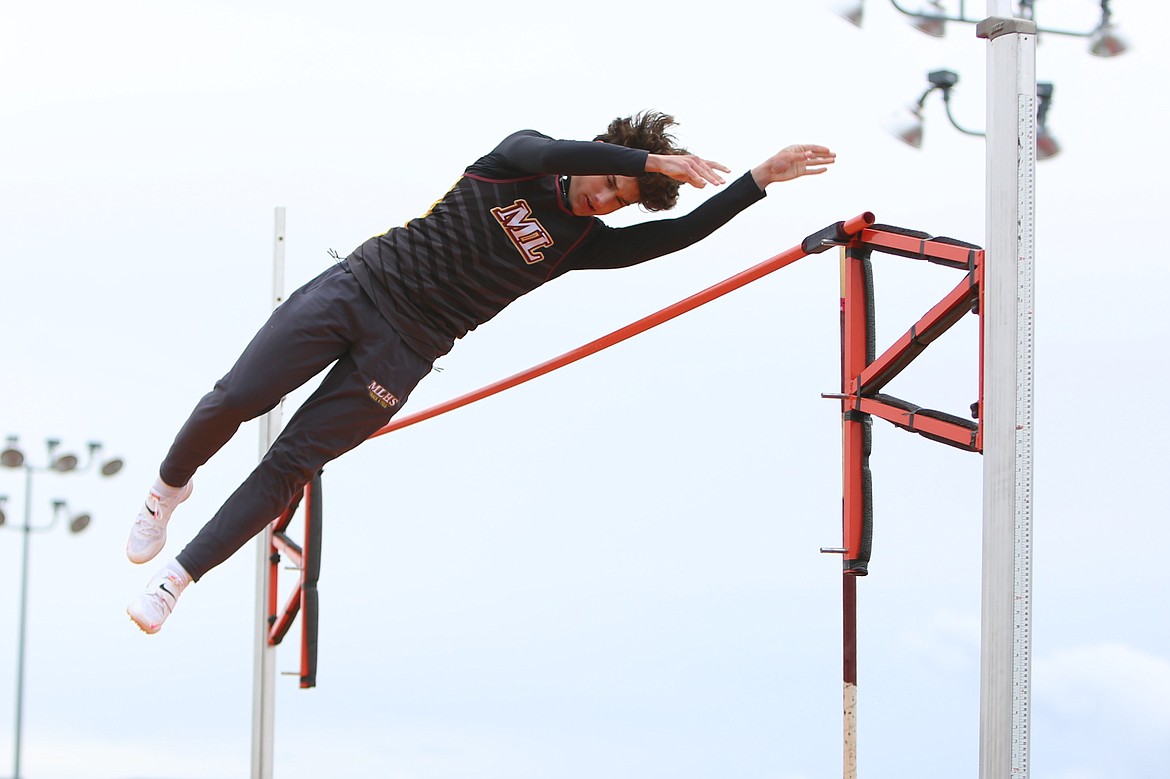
[593,111,689,212]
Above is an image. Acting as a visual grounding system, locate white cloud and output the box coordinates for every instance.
[1037,641,1170,734]
[1034,642,1170,778]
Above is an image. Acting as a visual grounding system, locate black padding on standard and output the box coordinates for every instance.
[862,411,873,459]
[302,470,323,688]
[870,394,979,451]
[865,226,975,269]
[860,417,873,564]
[870,393,921,413]
[870,223,933,239]
[863,256,876,364]
[801,221,847,254]
[915,407,978,431]
[845,461,873,576]
[305,471,324,582]
[302,585,318,688]
[932,236,983,250]
[915,408,979,450]
[845,415,874,576]
[861,460,873,563]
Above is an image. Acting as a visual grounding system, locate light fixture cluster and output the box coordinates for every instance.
[886,69,1061,160]
[2,433,125,779]
[0,435,124,529]
[836,0,1128,55]
[833,1,1129,160]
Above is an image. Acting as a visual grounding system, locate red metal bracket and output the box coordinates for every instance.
[266,473,322,688]
[844,226,984,450]
[837,226,985,574]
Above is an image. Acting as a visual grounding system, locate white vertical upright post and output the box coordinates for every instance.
[977,6,1036,779]
[251,207,286,779]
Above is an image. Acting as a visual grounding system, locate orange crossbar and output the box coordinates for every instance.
[369,212,876,441]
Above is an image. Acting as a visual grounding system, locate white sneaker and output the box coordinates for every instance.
[127,565,190,634]
[126,480,193,564]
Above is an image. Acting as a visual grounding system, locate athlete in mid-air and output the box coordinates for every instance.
[125,111,835,633]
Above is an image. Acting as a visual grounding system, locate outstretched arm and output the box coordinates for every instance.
[572,143,837,271]
[645,144,834,192]
[487,130,649,177]
[491,130,734,189]
[750,145,836,190]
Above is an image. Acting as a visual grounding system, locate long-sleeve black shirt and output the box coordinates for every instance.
[346,130,766,361]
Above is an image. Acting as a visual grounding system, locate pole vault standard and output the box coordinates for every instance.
[838,244,867,779]
[978,8,1037,777]
[829,223,986,779]
[252,207,285,779]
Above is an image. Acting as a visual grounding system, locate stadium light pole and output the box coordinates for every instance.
[1,436,122,779]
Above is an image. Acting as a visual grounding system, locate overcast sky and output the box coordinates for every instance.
[1,2,1167,778]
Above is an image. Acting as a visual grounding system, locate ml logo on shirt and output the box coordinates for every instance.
[490,199,554,265]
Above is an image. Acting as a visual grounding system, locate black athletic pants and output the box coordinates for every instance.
[167,262,433,581]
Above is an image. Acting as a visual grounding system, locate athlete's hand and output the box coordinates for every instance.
[751,145,836,189]
[646,153,730,188]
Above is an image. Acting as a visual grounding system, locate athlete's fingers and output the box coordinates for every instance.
[702,159,730,185]
[705,158,732,174]
[690,157,728,187]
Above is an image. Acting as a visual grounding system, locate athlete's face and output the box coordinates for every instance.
[567,173,641,217]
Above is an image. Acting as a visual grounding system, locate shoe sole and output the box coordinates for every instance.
[127,608,162,635]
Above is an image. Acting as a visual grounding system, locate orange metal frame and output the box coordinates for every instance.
[832,223,984,778]
[836,225,985,575]
[266,473,321,688]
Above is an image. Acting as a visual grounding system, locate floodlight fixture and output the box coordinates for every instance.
[909,0,946,37]
[45,438,79,473]
[2,436,24,468]
[87,440,124,476]
[886,69,971,148]
[5,431,115,779]
[887,101,925,148]
[1035,82,1060,160]
[890,70,1059,160]
[51,453,79,472]
[50,499,91,534]
[1089,0,1127,57]
[1088,23,1127,57]
[884,0,1129,57]
[69,513,92,534]
[834,0,864,27]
